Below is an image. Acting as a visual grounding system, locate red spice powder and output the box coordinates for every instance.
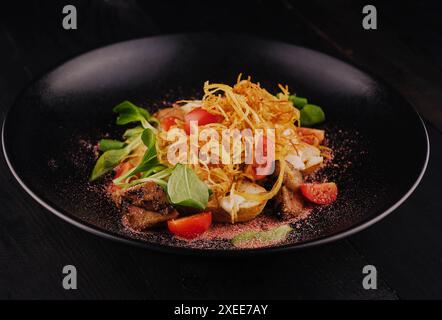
[198,209,311,245]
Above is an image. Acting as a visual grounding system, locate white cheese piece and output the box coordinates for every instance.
[219,182,266,214]
[180,101,202,113]
[220,194,245,214]
[305,156,324,169]
[298,143,321,162]
[285,154,305,170]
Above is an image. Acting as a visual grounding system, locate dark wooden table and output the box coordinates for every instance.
[1,0,441,299]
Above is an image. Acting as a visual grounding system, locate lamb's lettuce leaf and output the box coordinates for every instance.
[98,139,126,152]
[113,101,159,130]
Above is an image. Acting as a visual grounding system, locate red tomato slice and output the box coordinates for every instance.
[254,136,268,161]
[114,162,133,179]
[167,212,212,239]
[109,162,133,192]
[252,136,274,180]
[252,164,272,181]
[300,182,338,205]
[297,127,325,145]
[299,135,317,145]
[184,108,222,134]
[252,169,266,181]
[161,116,178,131]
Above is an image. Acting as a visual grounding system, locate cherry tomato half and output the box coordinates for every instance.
[296,127,325,145]
[167,212,212,239]
[108,162,133,192]
[161,116,178,131]
[184,108,222,134]
[114,162,133,179]
[252,136,275,180]
[300,182,338,205]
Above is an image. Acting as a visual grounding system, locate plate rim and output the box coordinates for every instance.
[1,34,431,256]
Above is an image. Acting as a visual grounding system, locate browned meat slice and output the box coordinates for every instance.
[154,107,185,121]
[121,181,171,213]
[275,186,305,219]
[283,161,303,192]
[122,205,178,231]
[274,160,303,191]
[117,181,179,230]
[272,160,305,219]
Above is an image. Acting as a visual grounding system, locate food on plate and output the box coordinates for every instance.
[90,76,337,246]
[217,181,268,223]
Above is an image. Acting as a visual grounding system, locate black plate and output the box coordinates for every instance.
[1,34,429,255]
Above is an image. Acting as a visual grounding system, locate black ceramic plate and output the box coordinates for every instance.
[2,34,429,255]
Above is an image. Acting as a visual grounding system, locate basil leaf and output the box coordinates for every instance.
[90,147,130,181]
[232,225,293,247]
[167,164,209,209]
[98,139,126,152]
[113,101,159,128]
[288,95,308,109]
[300,104,325,126]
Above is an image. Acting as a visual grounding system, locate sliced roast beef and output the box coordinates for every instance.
[273,160,305,219]
[275,186,305,219]
[122,205,178,231]
[115,181,178,230]
[283,161,303,192]
[121,181,172,213]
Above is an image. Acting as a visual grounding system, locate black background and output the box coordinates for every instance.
[0,0,441,299]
